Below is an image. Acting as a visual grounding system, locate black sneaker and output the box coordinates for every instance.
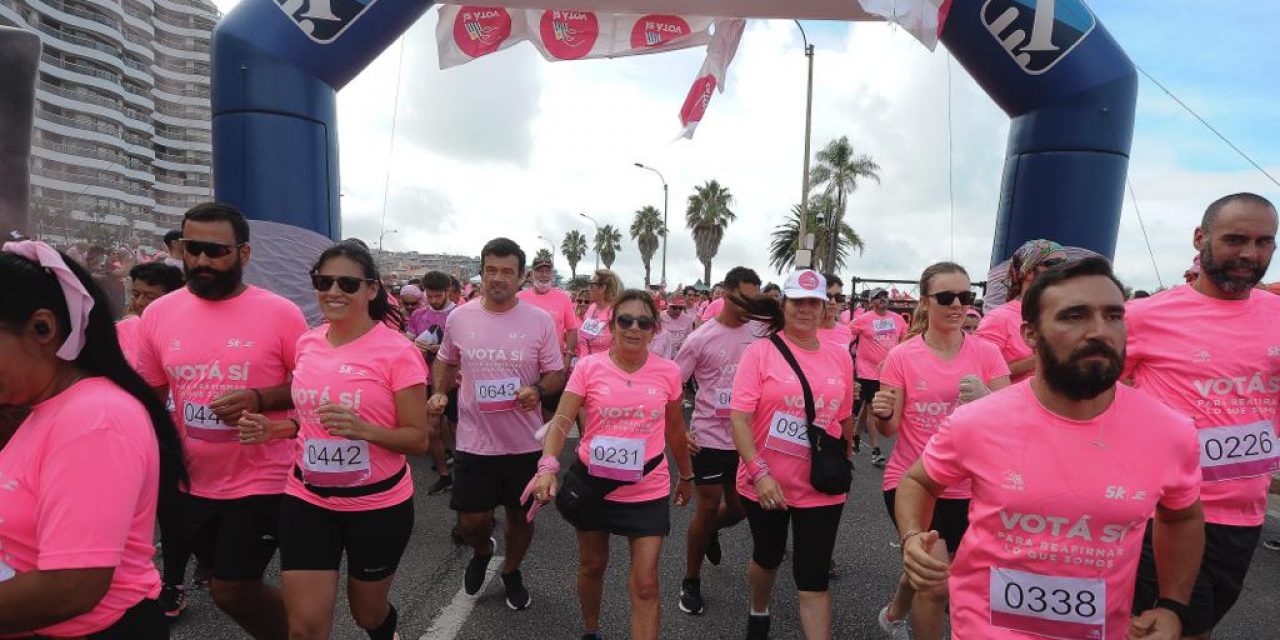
[852,435,861,453]
[502,570,531,610]
[581,634,604,640]
[464,537,495,595]
[872,448,886,467]
[159,583,186,618]
[678,577,704,615]
[1264,539,1280,551]
[746,613,771,640]
[428,475,453,495]
[192,563,210,590]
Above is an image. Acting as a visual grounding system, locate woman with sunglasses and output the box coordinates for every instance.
[727,270,856,640]
[975,239,1067,382]
[239,241,430,640]
[869,262,1010,640]
[578,269,622,358]
[532,289,693,640]
[0,241,186,639]
[817,292,853,351]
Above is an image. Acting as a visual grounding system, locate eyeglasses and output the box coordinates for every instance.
[1039,257,1068,269]
[670,306,686,311]
[926,290,977,306]
[311,274,374,294]
[830,294,847,303]
[181,239,241,258]
[615,314,656,331]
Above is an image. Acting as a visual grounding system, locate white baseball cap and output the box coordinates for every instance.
[782,269,827,301]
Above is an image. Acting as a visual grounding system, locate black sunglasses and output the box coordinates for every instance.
[670,305,686,310]
[311,274,374,294]
[615,314,656,331]
[181,239,241,258]
[1039,257,1068,269]
[927,290,977,306]
[830,294,847,303]
[575,299,590,305]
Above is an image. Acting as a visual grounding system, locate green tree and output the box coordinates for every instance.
[809,136,880,271]
[769,196,864,274]
[630,205,666,288]
[594,224,623,270]
[561,230,587,279]
[685,180,736,286]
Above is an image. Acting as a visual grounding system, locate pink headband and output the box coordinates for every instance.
[3,240,95,361]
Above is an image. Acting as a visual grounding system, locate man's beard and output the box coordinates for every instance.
[1039,338,1123,401]
[186,260,243,300]
[1200,244,1268,294]
[532,278,553,294]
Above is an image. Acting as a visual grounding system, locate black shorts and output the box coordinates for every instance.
[33,598,166,640]
[444,387,459,424]
[184,493,282,582]
[744,499,844,592]
[1132,520,1261,635]
[450,450,540,513]
[540,388,563,416]
[692,447,740,486]
[573,497,670,538]
[883,489,970,554]
[278,495,414,581]
[856,377,880,407]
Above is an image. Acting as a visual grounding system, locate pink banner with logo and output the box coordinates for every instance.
[437,6,713,68]
[678,18,744,139]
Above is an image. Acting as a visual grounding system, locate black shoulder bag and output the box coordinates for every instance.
[768,334,852,495]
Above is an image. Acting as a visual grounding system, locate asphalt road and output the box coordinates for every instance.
[169,435,1280,640]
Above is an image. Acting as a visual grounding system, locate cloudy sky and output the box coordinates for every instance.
[210,1,1279,293]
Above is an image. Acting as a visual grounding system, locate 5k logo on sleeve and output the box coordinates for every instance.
[275,0,380,44]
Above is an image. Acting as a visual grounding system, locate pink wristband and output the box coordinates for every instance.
[536,455,561,476]
[747,457,771,482]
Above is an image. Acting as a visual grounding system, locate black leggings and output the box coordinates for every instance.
[744,499,844,592]
[33,598,168,639]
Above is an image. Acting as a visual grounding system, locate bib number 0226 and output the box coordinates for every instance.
[1198,420,1280,482]
[989,567,1104,640]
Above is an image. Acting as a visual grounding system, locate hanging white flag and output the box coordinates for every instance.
[856,0,948,50]
[678,18,745,139]
[437,6,526,69]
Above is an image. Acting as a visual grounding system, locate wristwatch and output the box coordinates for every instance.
[1155,598,1191,629]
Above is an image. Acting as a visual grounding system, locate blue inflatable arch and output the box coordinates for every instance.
[211,0,1136,266]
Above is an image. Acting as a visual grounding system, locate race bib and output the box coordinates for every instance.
[183,400,237,443]
[581,318,605,338]
[588,435,646,481]
[765,410,810,459]
[713,388,732,419]
[873,318,896,332]
[1198,420,1280,482]
[989,568,1105,640]
[301,438,372,487]
[475,377,520,413]
[0,559,14,583]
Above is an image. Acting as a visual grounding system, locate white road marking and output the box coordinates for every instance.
[418,555,505,640]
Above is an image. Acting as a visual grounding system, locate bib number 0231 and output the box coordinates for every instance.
[302,438,372,488]
[989,567,1104,640]
[587,435,645,482]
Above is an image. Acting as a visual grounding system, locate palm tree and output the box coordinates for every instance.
[809,136,880,271]
[561,230,587,279]
[593,224,622,269]
[768,196,864,274]
[685,180,736,286]
[630,205,666,288]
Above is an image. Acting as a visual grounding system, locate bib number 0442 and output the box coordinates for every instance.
[301,438,371,488]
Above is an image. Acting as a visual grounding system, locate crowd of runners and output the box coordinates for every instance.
[0,191,1277,640]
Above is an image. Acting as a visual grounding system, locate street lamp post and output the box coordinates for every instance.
[378,227,397,254]
[579,212,601,271]
[795,20,816,270]
[634,163,669,287]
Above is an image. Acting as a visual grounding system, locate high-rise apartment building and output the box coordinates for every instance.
[0,0,218,246]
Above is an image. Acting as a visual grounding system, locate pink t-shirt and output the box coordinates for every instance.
[286,323,428,512]
[851,310,907,380]
[577,303,613,357]
[1124,285,1280,527]
[0,378,161,637]
[568,352,683,503]
[921,383,1200,640]
[700,297,725,322]
[659,311,696,357]
[975,299,1034,382]
[134,286,308,500]
[407,301,455,348]
[116,315,141,367]
[517,287,580,348]
[818,323,853,351]
[732,334,855,509]
[438,299,563,455]
[879,334,1010,498]
[676,319,762,450]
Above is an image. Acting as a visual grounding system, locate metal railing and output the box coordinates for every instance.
[41,52,120,83]
[39,80,120,111]
[37,107,122,137]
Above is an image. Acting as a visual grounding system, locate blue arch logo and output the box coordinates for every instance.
[981,0,1096,75]
[274,0,380,44]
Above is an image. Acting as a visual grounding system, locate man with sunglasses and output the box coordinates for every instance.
[851,288,907,467]
[429,238,565,611]
[134,202,307,640]
[651,295,695,360]
[517,256,580,416]
[976,239,1067,383]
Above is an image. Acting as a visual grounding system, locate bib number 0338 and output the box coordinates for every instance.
[989,567,1104,640]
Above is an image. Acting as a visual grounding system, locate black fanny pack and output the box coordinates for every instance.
[555,455,663,527]
[769,334,852,496]
[293,464,408,498]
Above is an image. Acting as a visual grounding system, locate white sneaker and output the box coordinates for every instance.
[879,606,911,639]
